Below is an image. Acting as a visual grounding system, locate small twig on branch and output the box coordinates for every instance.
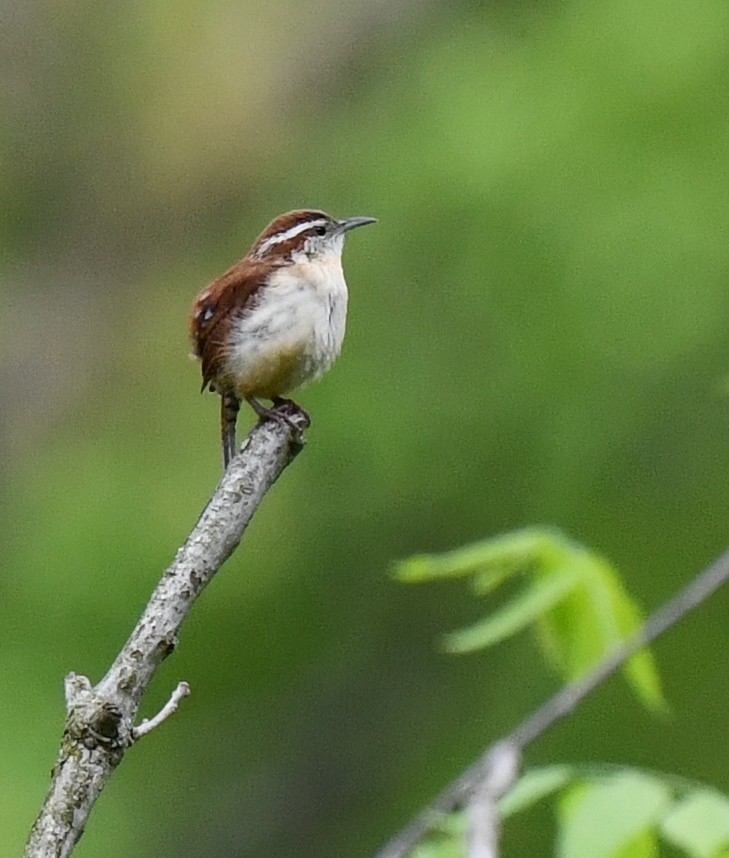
[133,682,191,740]
[373,547,729,858]
[24,412,308,858]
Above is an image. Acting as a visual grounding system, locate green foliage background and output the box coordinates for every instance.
[3,0,729,855]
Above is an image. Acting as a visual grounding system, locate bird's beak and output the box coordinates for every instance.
[336,216,377,234]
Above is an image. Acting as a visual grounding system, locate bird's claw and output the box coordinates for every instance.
[267,398,310,443]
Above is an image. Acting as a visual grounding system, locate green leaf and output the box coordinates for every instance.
[398,527,666,712]
[394,528,565,584]
[499,766,574,818]
[410,812,466,858]
[557,772,672,858]
[444,567,579,653]
[661,790,729,857]
[537,554,666,712]
[409,840,464,858]
[595,558,666,713]
[613,829,660,858]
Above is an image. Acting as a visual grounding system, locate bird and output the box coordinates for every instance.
[189,208,376,468]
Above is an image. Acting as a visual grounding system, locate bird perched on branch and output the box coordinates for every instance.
[190,209,376,468]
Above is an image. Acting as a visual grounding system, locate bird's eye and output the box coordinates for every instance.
[314,225,327,236]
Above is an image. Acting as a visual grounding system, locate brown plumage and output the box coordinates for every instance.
[190,258,266,394]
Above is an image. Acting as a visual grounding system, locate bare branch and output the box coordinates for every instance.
[373,547,729,858]
[24,414,308,858]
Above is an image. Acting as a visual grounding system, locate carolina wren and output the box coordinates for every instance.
[189,209,376,467]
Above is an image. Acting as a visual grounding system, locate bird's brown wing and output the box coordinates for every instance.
[189,259,266,393]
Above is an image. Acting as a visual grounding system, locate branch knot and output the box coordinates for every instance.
[64,673,132,752]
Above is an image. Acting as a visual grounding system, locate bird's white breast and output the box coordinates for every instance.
[226,253,348,399]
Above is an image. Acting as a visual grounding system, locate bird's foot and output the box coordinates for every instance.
[272,398,311,443]
[249,397,310,443]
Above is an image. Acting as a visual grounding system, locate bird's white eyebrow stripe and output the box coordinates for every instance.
[255,218,328,256]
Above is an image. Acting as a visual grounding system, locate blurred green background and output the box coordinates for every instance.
[4,0,729,855]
